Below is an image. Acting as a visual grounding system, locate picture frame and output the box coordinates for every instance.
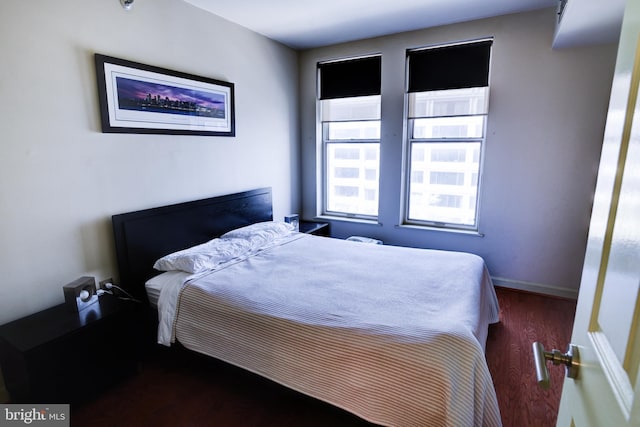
[94,54,235,136]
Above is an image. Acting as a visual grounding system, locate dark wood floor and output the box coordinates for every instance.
[486,287,576,426]
[71,287,576,427]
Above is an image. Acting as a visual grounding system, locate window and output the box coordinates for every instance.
[319,56,381,219]
[404,40,492,230]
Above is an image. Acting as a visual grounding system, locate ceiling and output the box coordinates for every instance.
[183,0,559,49]
[182,0,625,50]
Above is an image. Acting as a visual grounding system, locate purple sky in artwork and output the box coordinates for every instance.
[116,77,225,110]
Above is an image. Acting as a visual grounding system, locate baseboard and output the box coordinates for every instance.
[491,276,578,300]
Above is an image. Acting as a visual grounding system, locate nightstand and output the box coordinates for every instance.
[0,294,141,404]
[299,221,330,236]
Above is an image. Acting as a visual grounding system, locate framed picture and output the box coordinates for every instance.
[95,54,235,136]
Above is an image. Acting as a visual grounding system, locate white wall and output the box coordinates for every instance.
[299,8,617,298]
[0,0,299,324]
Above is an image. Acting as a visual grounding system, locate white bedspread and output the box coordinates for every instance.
[159,234,501,426]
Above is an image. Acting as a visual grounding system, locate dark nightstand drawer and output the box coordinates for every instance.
[0,295,141,404]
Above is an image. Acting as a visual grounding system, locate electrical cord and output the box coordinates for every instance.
[102,283,142,304]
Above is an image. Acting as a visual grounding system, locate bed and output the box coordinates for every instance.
[112,187,502,427]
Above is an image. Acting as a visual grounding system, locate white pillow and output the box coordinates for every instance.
[221,221,295,242]
[153,238,250,273]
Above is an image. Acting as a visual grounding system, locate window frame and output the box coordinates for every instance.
[401,39,492,232]
[317,55,382,221]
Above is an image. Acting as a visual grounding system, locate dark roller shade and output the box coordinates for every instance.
[408,40,492,92]
[319,56,381,100]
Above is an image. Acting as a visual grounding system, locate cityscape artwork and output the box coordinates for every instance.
[116,77,227,119]
[95,54,235,136]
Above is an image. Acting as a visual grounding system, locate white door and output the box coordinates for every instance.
[554,1,640,425]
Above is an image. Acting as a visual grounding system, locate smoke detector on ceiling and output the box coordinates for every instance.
[120,0,134,10]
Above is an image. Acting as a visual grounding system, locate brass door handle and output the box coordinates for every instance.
[532,342,579,389]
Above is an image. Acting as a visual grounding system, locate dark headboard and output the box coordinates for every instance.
[112,187,273,302]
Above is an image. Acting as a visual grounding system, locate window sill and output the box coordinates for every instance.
[396,223,484,237]
[314,215,382,226]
